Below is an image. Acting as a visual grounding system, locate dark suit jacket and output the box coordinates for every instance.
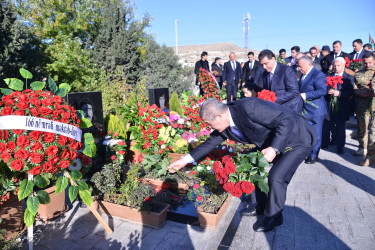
[190,98,316,162]
[222,61,241,85]
[194,60,210,84]
[325,72,354,120]
[321,51,350,74]
[211,63,223,84]
[243,60,260,83]
[350,49,372,60]
[292,65,302,81]
[299,67,328,118]
[285,56,295,64]
[257,63,303,113]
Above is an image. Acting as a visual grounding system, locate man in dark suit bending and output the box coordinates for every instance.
[168,98,316,232]
[256,49,303,113]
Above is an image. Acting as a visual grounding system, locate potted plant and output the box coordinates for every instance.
[90,162,170,228]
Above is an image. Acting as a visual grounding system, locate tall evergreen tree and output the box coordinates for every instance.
[0,0,44,87]
[90,0,150,86]
[143,39,194,94]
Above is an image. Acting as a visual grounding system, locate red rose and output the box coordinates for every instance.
[29,98,41,107]
[49,156,59,165]
[240,181,255,194]
[82,157,92,166]
[13,110,26,116]
[30,153,44,164]
[39,106,52,116]
[61,148,70,159]
[30,107,39,117]
[1,151,12,163]
[0,142,6,153]
[59,160,70,169]
[10,159,24,171]
[42,162,53,173]
[42,98,53,106]
[29,131,43,141]
[117,150,125,155]
[43,132,55,143]
[31,141,43,151]
[16,136,31,148]
[70,150,77,160]
[14,149,29,160]
[1,106,13,115]
[6,141,16,152]
[16,101,29,110]
[46,145,59,156]
[223,182,235,193]
[69,141,81,150]
[28,165,42,175]
[57,135,68,146]
[12,129,24,135]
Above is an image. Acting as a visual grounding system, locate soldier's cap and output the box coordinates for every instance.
[322,45,330,52]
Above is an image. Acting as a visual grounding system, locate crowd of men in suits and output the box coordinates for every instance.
[194,38,375,167]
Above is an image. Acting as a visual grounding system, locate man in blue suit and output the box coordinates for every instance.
[322,57,354,154]
[222,52,241,103]
[256,49,302,113]
[298,56,328,164]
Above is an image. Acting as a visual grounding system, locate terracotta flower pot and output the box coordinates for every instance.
[138,177,189,194]
[0,195,25,240]
[94,200,169,229]
[196,196,232,230]
[168,153,185,163]
[37,185,67,222]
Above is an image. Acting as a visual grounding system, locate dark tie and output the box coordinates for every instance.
[269,72,273,89]
[229,126,247,142]
[355,52,359,59]
[250,61,253,70]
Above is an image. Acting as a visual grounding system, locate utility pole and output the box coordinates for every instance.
[175,19,179,56]
[243,13,251,60]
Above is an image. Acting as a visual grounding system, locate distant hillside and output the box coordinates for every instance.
[171,42,260,67]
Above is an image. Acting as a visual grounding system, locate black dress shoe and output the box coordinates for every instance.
[329,140,336,145]
[337,149,344,154]
[240,206,264,217]
[305,157,317,164]
[321,145,328,149]
[253,214,283,232]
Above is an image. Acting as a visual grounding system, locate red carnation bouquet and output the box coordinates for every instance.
[0,68,96,226]
[350,59,363,71]
[213,151,269,198]
[326,75,343,113]
[257,89,277,103]
[345,57,351,68]
[199,68,220,99]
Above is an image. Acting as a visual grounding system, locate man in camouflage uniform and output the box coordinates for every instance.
[353,53,375,166]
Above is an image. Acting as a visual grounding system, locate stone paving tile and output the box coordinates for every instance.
[26,128,375,249]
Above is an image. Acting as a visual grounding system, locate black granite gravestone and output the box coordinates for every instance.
[148,88,169,111]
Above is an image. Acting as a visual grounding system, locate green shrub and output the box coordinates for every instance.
[169,92,184,116]
[105,114,128,140]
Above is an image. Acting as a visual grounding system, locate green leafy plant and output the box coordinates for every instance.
[105,114,128,140]
[169,92,184,117]
[141,154,170,177]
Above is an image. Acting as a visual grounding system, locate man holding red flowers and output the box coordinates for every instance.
[168,98,316,232]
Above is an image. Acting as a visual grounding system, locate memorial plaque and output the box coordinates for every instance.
[148,88,169,111]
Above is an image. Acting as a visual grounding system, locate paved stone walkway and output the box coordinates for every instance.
[25,124,375,249]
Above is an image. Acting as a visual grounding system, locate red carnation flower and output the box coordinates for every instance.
[57,135,68,146]
[61,148,70,159]
[16,101,29,110]
[1,151,12,163]
[82,156,92,166]
[231,186,243,198]
[14,149,30,160]
[42,98,53,106]
[224,161,236,174]
[30,141,43,151]
[69,141,81,150]
[111,155,116,160]
[42,162,53,173]
[13,110,26,116]
[28,165,42,175]
[10,159,24,171]
[16,136,31,148]
[12,129,25,135]
[29,152,44,164]
[52,96,63,105]
[240,181,255,194]
[1,106,13,115]
[46,145,59,156]
[29,131,43,141]
[29,98,41,107]
[0,142,6,153]
[0,130,9,141]
[59,160,70,169]
[6,141,16,152]
[18,94,29,102]
[70,150,77,160]
[43,132,55,143]
[39,106,52,116]
[30,107,39,117]
[223,182,235,193]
